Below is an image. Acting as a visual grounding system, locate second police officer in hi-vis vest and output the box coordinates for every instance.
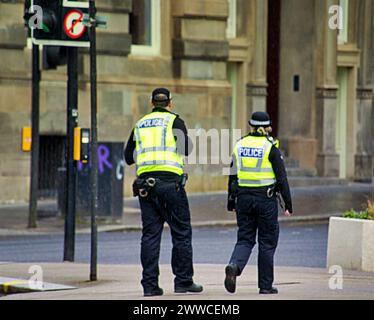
[225,111,293,295]
[124,88,203,297]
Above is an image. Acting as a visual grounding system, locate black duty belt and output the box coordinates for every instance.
[133,174,188,198]
[238,185,276,198]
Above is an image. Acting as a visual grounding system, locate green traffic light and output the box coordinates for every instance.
[42,23,50,33]
[41,9,56,33]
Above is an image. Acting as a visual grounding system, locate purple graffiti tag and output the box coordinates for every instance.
[77,144,113,174]
[98,145,113,174]
[77,160,84,171]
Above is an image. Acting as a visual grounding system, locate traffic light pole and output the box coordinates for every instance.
[89,0,98,282]
[28,44,40,229]
[64,47,79,262]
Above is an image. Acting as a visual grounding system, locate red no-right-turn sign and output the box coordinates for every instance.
[63,9,86,39]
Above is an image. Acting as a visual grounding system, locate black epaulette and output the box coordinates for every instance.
[266,136,279,148]
[169,111,180,118]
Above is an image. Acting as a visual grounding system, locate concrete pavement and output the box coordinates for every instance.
[0,263,374,300]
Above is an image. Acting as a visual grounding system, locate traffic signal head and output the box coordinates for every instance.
[26,0,90,47]
[29,0,62,43]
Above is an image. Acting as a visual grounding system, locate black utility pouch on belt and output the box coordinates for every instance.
[133,177,157,198]
[175,173,188,192]
[180,173,188,188]
[132,178,143,197]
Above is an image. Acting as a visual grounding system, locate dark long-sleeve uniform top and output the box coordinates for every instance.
[227,134,293,213]
[124,107,192,178]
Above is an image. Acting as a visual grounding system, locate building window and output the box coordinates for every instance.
[338,0,349,44]
[226,0,248,39]
[130,0,160,56]
[236,0,248,37]
[226,0,237,39]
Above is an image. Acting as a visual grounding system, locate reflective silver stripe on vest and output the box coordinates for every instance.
[240,167,274,173]
[255,140,272,170]
[238,179,276,185]
[161,115,172,148]
[135,126,143,151]
[238,140,273,173]
[138,147,177,154]
[137,160,183,169]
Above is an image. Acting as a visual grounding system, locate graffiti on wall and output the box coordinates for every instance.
[77,144,124,181]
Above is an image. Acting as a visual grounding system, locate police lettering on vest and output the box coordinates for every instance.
[138,118,166,129]
[238,147,264,159]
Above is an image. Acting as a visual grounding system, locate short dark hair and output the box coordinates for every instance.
[153,99,170,108]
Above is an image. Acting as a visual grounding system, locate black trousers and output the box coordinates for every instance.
[138,180,194,292]
[229,192,279,290]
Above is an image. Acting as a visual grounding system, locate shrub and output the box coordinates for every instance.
[343,209,369,220]
[343,200,374,220]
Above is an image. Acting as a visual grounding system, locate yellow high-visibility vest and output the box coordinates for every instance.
[233,135,278,187]
[134,112,184,176]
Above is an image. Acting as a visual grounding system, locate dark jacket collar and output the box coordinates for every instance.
[152,107,170,113]
[249,132,266,137]
[152,107,179,118]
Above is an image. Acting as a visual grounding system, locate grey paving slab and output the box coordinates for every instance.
[0,263,373,300]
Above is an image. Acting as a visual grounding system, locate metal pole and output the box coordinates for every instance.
[89,0,98,281]
[28,44,40,229]
[64,46,79,262]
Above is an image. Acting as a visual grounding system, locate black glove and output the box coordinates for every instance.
[227,179,238,212]
[227,194,236,212]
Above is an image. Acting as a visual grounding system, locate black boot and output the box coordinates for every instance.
[259,287,278,295]
[175,283,203,293]
[224,264,240,293]
[144,287,164,297]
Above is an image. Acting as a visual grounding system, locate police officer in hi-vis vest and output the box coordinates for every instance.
[225,111,293,295]
[124,88,203,297]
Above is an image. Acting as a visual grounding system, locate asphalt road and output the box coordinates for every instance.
[0,222,328,268]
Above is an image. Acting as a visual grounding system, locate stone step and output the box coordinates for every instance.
[286,167,317,177]
[284,157,299,168]
[288,177,348,188]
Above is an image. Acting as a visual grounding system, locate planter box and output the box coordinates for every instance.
[327,217,374,272]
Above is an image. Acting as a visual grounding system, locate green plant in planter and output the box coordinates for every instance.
[343,209,369,220]
[343,200,374,220]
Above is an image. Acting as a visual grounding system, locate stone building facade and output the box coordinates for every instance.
[0,0,373,202]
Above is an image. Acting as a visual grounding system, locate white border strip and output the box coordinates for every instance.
[31,38,90,48]
[249,120,271,126]
[63,0,89,8]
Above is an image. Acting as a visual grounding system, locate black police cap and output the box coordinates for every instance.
[249,111,272,127]
[151,88,172,102]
